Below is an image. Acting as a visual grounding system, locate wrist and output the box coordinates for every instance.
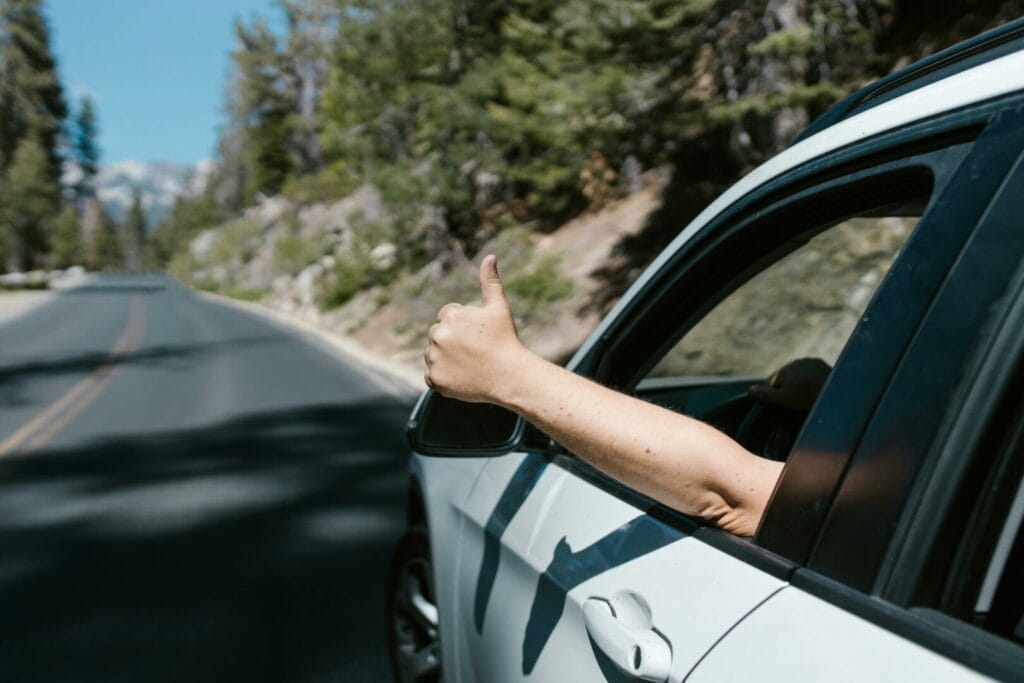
[490,343,544,412]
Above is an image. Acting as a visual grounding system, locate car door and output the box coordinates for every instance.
[451,101,1023,682]
[690,102,1024,682]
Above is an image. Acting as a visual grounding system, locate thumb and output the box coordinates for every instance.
[479,254,507,307]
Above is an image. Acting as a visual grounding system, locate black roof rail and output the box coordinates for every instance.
[792,17,1024,144]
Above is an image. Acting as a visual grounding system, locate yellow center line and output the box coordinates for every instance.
[0,297,146,459]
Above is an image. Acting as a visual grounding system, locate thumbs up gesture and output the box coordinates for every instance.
[424,255,528,404]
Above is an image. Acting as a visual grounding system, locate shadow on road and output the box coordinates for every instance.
[0,335,283,406]
[0,399,412,682]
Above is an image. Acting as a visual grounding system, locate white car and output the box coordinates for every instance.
[390,18,1024,683]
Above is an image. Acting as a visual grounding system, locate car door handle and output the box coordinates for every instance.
[582,593,671,682]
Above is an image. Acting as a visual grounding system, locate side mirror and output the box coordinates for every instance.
[407,390,524,457]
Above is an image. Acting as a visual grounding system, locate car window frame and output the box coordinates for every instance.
[808,102,1024,590]
[546,95,1024,580]
[763,102,1024,683]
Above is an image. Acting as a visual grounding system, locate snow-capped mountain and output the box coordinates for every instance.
[97,159,213,228]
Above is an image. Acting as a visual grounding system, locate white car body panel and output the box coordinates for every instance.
[439,453,785,681]
[688,587,991,682]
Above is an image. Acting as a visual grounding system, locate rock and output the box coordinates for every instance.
[272,275,292,293]
[190,229,219,262]
[294,263,324,308]
[370,243,397,270]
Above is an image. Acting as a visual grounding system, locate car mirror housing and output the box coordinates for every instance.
[407,390,525,457]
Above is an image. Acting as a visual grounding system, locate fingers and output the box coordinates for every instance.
[478,254,507,308]
[437,302,463,322]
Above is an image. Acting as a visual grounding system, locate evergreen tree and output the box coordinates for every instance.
[93,207,123,271]
[231,17,294,200]
[276,0,337,174]
[73,96,100,202]
[0,136,58,269]
[124,186,147,271]
[0,0,67,182]
[50,204,82,268]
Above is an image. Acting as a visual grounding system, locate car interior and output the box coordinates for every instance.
[633,200,928,463]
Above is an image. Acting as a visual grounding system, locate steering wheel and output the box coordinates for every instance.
[701,394,805,461]
[734,400,805,461]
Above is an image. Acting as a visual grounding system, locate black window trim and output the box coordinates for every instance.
[882,249,1024,609]
[808,104,1024,590]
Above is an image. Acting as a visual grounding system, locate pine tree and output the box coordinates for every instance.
[276,0,337,174]
[73,96,101,202]
[0,0,67,183]
[50,204,82,268]
[93,207,123,271]
[0,136,58,269]
[124,186,147,271]
[231,17,294,200]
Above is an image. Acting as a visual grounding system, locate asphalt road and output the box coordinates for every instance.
[0,275,417,682]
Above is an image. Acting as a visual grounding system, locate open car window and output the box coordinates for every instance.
[646,214,918,381]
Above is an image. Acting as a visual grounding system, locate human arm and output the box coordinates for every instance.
[424,255,783,537]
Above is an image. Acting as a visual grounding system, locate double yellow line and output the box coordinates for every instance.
[0,297,146,459]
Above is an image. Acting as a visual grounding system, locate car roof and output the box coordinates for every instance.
[569,21,1024,370]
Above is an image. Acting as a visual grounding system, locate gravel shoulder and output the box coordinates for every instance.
[0,290,55,328]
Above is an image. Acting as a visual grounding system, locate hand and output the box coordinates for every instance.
[424,255,528,404]
[748,357,832,413]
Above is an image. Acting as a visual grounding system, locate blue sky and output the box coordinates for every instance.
[48,0,281,166]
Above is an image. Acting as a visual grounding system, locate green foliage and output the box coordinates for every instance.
[0,0,71,272]
[148,190,226,269]
[209,218,262,266]
[0,0,67,183]
[93,209,125,271]
[281,162,360,204]
[166,0,994,310]
[72,96,100,201]
[0,136,59,269]
[319,255,370,310]
[273,231,318,274]
[124,186,147,271]
[319,251,400,311]
[504,255,574,308]
[221,285,268,302]
[748,23,816,58]
[50,204,82,268]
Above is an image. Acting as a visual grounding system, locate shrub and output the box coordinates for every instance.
[222,286,268,302]
[273,233,318,275]
[505,255,574,308]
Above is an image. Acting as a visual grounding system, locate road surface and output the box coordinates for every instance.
[0,275,417,682]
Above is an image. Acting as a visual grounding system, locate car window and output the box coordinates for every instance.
[647,215,917,380]
[907,370,1024,652]
[971,472,1024,645]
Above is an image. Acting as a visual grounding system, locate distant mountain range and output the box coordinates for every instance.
[97,160,213,228]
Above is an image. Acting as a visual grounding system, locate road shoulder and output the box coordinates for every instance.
[198,290,424,401]
[0,290,56,329]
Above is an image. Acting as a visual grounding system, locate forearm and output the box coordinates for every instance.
[494,349,783,536]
